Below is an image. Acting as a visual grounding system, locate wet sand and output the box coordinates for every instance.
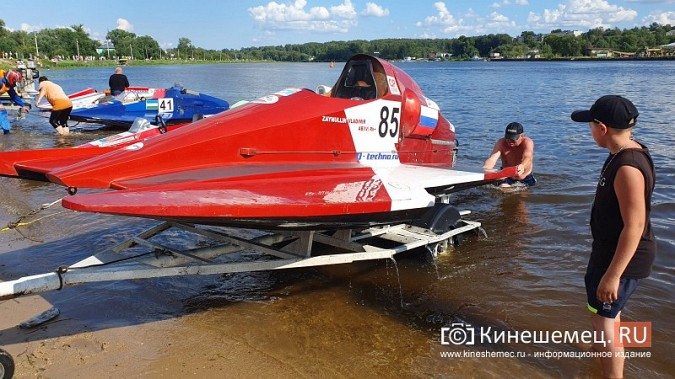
[0,184,588,379]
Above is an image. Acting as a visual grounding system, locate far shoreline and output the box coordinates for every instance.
[3,54,674,71]
[488,56,675,62]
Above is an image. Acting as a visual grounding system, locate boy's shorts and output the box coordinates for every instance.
[585,265,639,318]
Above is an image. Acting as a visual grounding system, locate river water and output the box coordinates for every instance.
[0,60,673,378]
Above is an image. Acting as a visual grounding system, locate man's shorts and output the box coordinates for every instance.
[585,264,640,319]
[496,174,537,187]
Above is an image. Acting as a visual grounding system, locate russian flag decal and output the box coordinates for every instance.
[419,105,438,129]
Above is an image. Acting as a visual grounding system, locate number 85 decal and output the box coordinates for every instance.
[379,106,400,138]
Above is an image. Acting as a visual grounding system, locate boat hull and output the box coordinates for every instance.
[69,86,229,128]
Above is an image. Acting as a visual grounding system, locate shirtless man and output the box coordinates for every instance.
[483,122,536,187]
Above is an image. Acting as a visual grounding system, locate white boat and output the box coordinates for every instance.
[36,88,105,111]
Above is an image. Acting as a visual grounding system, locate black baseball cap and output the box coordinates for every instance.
[571,95,638,129]
[504,122,523,140]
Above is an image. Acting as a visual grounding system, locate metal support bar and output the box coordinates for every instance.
[0,218,483,301]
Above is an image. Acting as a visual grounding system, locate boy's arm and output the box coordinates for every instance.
[596,166,645,303]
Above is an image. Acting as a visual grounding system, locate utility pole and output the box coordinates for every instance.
[34,33,39,58]
[76,39,80,60]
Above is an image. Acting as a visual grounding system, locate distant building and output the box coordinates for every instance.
[428,52,452,60]
[549,30,583,37]
[585,48,613,57]
[96,41,115,56]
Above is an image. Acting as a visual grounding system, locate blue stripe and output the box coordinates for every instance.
[419,115,437,128]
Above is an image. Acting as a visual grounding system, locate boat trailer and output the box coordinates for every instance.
[1,212,483,302]
[0,208,484,377]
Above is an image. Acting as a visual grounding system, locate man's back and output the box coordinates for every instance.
[109,73,129,94]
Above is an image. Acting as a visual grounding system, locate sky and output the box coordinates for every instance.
[6,0,675,50]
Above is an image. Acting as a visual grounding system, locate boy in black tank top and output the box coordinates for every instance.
[571,95,656,378]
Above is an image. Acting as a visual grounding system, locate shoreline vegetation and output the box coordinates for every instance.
[3,54,673,72]
[0,21,672,69]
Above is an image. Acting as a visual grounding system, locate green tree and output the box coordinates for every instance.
[135,35,161,59]
[545,34,583,56]
[177,37,194,59]
[107,29,137,57]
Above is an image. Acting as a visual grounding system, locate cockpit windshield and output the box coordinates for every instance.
[332,57,388,100]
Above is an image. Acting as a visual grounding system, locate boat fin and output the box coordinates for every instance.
[0,147,117,181]
[60,165,517,221]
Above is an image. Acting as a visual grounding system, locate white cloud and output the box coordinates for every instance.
[116,18,134,32]
[249,0,358,33]
[642,10,675,25]
[416,2,462,31]
[361,2,390,17]
[417,2,520,36]
[529,0,637,30]
[625,0,675,3]
[492,0,528,8]
[465,8,479,18]
[489,12,510,23]
[527,11,541,23]
[418,0,650,39]
[331,0,357,19]
[19,23,42,33]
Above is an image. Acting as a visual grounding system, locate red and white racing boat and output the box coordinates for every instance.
[0,55,520,330]
[0,117,186,182]
[1,54,514,229]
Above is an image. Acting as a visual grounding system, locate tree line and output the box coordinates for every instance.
[0,19,672,63]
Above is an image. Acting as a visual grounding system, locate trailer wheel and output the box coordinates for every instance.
[0,348,14,379]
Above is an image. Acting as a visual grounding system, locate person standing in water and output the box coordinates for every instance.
[0,69,30,134]
[483,122,536,187]
[35,76,73,135]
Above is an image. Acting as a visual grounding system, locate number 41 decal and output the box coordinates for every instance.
[158,98,174,113]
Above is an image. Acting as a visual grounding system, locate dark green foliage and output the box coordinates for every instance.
[0,18,672,62]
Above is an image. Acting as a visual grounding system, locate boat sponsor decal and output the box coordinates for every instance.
[124,87,161,98]
[322,177,383,204]
[125,142,144,151]
[355,152,399,161]
[387,75,400,96]
[345,100,401,167]
[321,115,367,125]
[275,88,302,97]
[252,95,279,104]
[88,132,135,147]
[356,178,383,202]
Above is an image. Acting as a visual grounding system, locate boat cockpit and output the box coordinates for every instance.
[331,56,388,100]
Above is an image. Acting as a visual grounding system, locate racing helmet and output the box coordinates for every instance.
[5,70,22,86]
